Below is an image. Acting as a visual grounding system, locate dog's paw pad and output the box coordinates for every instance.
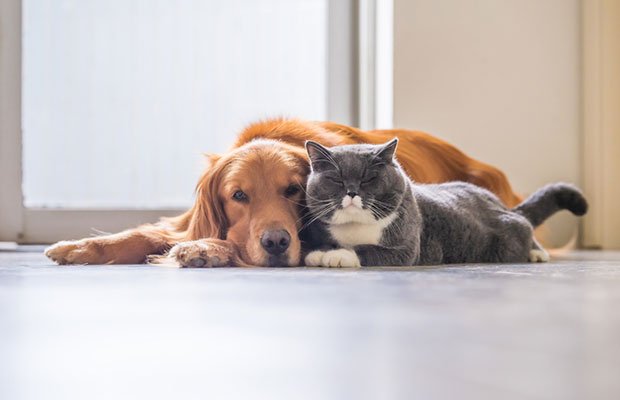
[529,249,550,263]
[187,257,206,268]
[168,241,230,268]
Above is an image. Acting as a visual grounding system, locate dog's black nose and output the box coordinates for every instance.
[260,229,291,255]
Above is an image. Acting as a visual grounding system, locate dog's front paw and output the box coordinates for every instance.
[306,249,360,268]
[45,240,100,265]
[165,240,231,268]
[529,249,550,263]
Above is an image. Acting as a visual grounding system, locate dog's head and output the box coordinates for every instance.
[188,140,309,267]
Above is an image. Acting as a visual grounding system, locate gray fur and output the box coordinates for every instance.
[304,140,588,266]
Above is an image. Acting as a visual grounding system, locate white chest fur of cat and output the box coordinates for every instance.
[305,195,397,268]
[329,195,397,247]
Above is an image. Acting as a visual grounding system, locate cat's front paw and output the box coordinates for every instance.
[529,249,550,263]
[304,251,326,266]
[323,249,361,267]
[305,249,361,268]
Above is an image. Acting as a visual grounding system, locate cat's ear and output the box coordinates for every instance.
[305,140,334,169]
[375,138,399,162]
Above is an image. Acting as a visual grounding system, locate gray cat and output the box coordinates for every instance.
[302,139,588,267]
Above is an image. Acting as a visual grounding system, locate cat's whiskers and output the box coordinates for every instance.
[366,200,390,220]
[367,198,394,214]
[298,184,333,204]
[293,209,314,226]
[385,211,405,238]
[284,197,307,207]
[284,196,325,229]
[370,198,406,238]
[386,218,404,239]
[365,201,404,239]
[300,203,338,231]
[294,201,332,226]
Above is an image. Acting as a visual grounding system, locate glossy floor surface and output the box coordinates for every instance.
[1,248,619,400]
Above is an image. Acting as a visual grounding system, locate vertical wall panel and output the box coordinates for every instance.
[393,0,581,247]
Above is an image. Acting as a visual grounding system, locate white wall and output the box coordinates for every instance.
[393,0,581,247]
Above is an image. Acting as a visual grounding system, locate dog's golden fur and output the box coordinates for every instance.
[46,118,521,267]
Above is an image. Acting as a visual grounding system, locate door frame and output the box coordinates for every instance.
[581,0,620,249]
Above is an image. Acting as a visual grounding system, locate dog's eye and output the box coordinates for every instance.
[232,190,248,202]
[284,185,300,197]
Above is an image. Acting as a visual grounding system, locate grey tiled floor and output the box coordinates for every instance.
[1,248,619,400]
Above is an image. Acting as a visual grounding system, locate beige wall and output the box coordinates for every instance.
[393,0,581,247]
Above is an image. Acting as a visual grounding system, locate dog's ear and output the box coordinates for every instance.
[201,153,221,169]
[187,159,229,240]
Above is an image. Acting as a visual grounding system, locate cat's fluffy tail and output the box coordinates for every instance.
[512,183,588,228]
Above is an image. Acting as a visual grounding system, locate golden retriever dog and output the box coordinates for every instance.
[45,118,521,267]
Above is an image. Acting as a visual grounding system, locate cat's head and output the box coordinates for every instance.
[304,139,407,225]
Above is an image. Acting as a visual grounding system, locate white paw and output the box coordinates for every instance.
[321,249,361,268]
[305,251,326,266]
[529,249,550,263]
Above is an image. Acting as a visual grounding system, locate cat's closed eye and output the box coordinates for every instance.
[362,175,377,185]
[324,175,344,187]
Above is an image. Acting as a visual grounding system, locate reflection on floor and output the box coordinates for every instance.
[1,248,619,400]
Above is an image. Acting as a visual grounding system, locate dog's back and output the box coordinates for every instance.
[234,118,522,207]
